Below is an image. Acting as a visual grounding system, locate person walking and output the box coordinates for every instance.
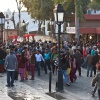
[70,55,77,83]
[35,50,44,76]
[44,49,51,74]
[86,51,93,77]
[61,53,70,86]
[4,46,18,87]
[51,49,58,74]
[18,51,28,82]
[82,45,87,68]
[92,51,100,77]
[30,51,36,80]
[74,49,83,76]
[92,62,100,100]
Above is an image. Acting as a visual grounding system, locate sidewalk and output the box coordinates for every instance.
[0,68,99,100]
[0,73,56,100]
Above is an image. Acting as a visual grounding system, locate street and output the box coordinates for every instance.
[0,68,99,100]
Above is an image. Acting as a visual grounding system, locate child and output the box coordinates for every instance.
[92,61,100,99]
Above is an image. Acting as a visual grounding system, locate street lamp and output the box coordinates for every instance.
[0,12,5,43]
[54,4,64,92]
[16,0,23,37]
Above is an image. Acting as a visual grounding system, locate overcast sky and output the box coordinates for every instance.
[0,0,26,12]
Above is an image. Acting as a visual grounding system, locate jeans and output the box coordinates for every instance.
[7,71,15,86]
[44,59,51,73]
[93,65,96,76]
[36,62,41,76]
[62,70,69,84]
[82,57,87,68]
[87,65,93,77]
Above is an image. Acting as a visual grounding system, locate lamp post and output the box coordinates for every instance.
[54,4,64,92]
[16,0,23,37]
[0,12,5,44]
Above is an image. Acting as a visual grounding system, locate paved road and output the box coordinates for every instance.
[0,68,99,100]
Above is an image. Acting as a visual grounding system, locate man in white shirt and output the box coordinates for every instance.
[35,50,44,76]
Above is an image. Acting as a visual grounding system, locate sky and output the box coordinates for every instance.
[0,0,26,12]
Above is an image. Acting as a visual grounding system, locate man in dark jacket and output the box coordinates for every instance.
[74,49,83,76]
[61,54,70,86]
[92,51,100,76]
[86,51,93,77]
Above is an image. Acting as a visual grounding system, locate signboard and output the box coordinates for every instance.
[66,27,75,34]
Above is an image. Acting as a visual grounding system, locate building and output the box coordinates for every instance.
[68,9,100,42]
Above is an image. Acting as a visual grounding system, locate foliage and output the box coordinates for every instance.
[21,0,90,21]
[94,0,100,3]
[21,0,54,20]
[88,0,100,10]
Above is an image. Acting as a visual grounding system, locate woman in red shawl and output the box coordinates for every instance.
[18,51,28,82]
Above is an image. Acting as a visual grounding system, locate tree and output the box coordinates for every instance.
[21,0,54,34]
[94,0,100,3]
[88,0,100,10]
[54,0,90,40]
[22,0,90,40]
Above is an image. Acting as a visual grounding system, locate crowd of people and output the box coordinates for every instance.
[0,40,100,99]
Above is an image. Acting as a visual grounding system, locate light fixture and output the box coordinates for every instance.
[89,35,92,40]
[54,4,64,23]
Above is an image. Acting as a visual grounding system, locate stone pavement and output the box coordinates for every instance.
[0,68,99,100]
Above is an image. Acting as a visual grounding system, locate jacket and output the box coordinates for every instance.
[92,55,100,66]
[5,53,18,70]
[86,54,93,66]
[61,57,70,70]
[74,52,83,63]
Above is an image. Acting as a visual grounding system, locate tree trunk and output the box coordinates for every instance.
[43,20,45,35]
[75,1,80,41]
[38,21,42,34]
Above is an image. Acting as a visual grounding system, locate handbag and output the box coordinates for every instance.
[67,67,71,75]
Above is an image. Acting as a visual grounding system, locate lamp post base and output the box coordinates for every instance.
[56,69,64,92]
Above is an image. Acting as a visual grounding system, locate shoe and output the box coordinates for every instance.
[6,85,10,87]
[25,78,28,80]
[11,85,14,87]
[15,78,18,80]
[30,78,34,80]
[66,83,70,86]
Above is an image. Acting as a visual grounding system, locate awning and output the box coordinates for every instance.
[84,14,100,20]
[79,27,100,34]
